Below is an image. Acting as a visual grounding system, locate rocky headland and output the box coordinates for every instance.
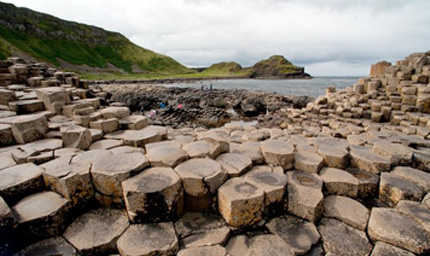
[0,51,430,256]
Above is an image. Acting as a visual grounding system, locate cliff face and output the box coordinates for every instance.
[0,2,190,75]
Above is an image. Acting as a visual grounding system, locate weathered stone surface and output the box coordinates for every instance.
[320,167,359,197]
[174,158,227,197]
[317,145,349,169]
[89,118,120,134]
[36,87,70,114]
[100,106,130,119]
[145,140,182,152]
[287,171,324,222]
[371,242,415,256]
[182,140,221,159]
[0,155,16,170]
[379,172,424,206]
[116,222,179,256]
[396,200,430,232]
[216,153,252,177]
[12,192,69,239]
[61,125,92,150]
[0,124,14,146]
[370,61,391,77]
[372,140,413,166]
[12,138,62,164]
[0,88,17,105]
[324,195,369,230]
[234,142,264,165]
[0,163,44,203]
[226,235,251,256]
[346,168,379,198]
[218,177,264,228]
[318,218,372,256]
[146,145,189,168]
[63,209,129,256]
[294,151,324,173]
[0,196,15,227]
[13,236,77,256]
[260,140,294,169]
[368,207,430,254]
[392,166,430,192]
[104,126,166,147]
[91,152,149,200]
[350,146,391,174]
[0,114,48,144]
[122,167,183,223]
[89,139,123,150]
[424,193,430,209]
[9,100,45,115]
[119,115,148,130]
[245,235,294,256]
[266,215,320,255]
[178,245,227,256]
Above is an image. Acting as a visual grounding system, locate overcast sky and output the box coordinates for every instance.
[5,0,430,76]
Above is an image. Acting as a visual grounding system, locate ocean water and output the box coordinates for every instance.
[161,77,360,97]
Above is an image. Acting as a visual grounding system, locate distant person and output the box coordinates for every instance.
[177,104,184,109]
[209,84,213,90]
[201,85,204,91]
[159,102,165,109]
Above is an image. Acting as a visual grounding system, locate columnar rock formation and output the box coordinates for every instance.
[1,53,430,256]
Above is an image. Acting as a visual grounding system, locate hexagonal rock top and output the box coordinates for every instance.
[0,114,48,144]
[91,152,149,198]
[218,177,264,228]
[372,140,413,166]
[368,207,430,254]
[11,192,69,239]
[350,146,390,174]
[392,166,430,193]
[216,153,252,177]
[116,222,179,256]
[266,215,320,255]
[104,126,166,147]
[178,245,227,256]
[174,158,227,197]
[122,167,183,223]
[13,236,77,256]
[245,235,294,256]
[323,195,369,231]
[346,168,379,198]
[63,208,129,255]
[182,140,221,159]
[379,173,424,207]
[371,242,415,256]
[319,167,360,197]
[146,145,189,168]
[294,151,324,174]
[260,140,294,169]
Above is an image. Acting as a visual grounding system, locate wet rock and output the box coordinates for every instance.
[324,195,369,230]
[12,191,69,239]
[350,146,391,174]
[146,145,189,168]
[116,222,179,256]
[0,114,48,144]
[63,208,129,255]
[368,207,430,254]
[260,140,294,169]
[287,171,324,222]
[216,153,252,177]
[318,218,372,256]
[182,140,221,159]
[245,235,294,256]
[372,140,413,166]
[218,177,264,228]
[379,172,424,206]
[392,166,430,192]
[12,236,77,256]
[371,242,415,256]
[177,245,227,256]
[122,167,183,223]
[61,125,92,150]
[320,167,359,197]
[396,200,430,232]
[266,215,320,255]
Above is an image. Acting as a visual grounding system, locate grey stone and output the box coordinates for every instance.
[260,140,294,169]
[294,151,324,174]
[245,235,294,256]
[317,144,349,169]
[379,172,424,206]
[216,153,252,177]
[178,245,227,256]
[392,166,430,192]
[320,167,359,197]
[371,242,415,256]
[396,200,430,232]
[0,114,48,144]
[13,236,77,256]
[324,195,369,230]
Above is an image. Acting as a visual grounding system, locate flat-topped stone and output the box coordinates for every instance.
[396,200,430,232]
[61,125,92,150]
[218,177,264,228]
[317,144,349,169]
[13,138,62,163]
[0,114,48,144]
[63,208,129,256]
[245,235,294,256]
[320,167,360,197]
[89,118,119,134]
[89,139,123,150]
[116,222,179,256]
[266,215,320,255]
[12,191,69,239]
[379,172,424,206]
[350,146,391,174]
[119,115,148,130]
[371,242,415,256]
[35,87,70,114]
[105,127,165,147]
[368,207,430,254]
[145,140,182,152]
[324,195,369,230]
[216,153,252,177]
[100,106,130,119]
[287,171,324,222]
[122,167,183,223]
[318,218,372,256]
[13,236,77,256]
[146,145,188,168]
[233,142,264,165]
[9,99,45,114]
[0,155,16,170]
[0,163,44,203]
[260,140,294,169]
[178,245,227,256]
[346,168,380,198]
[392,166,430,192]
[372,140,413,166]
[294,151,324,173]
[174,158,227,198]
[182,140,221,159]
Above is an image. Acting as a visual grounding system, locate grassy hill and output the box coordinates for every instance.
[0,2,191,75]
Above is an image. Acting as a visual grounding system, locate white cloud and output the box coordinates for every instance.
[5,0,430,75]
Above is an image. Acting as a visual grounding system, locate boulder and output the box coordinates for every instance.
[324,195,369,230]
[216,153,252,177]
[320,167,360,197]
[146,145,188,168]
[12,236,77,256]
[379,172,424,206]
[0,114,48,144]
[260,140,294,169]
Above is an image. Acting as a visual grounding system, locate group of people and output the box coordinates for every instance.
[201,83,213,91]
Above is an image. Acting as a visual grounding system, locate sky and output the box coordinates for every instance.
[5,0,430,76]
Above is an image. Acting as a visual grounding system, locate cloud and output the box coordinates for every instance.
[6,0,430,75]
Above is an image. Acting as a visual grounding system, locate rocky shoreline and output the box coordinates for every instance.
[0,51,430,256]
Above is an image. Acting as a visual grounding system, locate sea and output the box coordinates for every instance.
[161,77,361,98]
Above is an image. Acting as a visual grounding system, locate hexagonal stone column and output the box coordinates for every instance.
[324,195,369,230]
[392,166,430,192]
[89,118,120,134]
[122,167,184,223]
[379,173,424,206]
[146,145,189,168]
[260,140,294,169]
[0,163,44,204]
[286,171,324,222]
[372,140,413,166]
[63,208,129,255]
[266,215,320,255]
[317,144,349,169]
[13,236,76,256]
[182,140,221,159]
[91,152,149,206]
[216,153,252,177]
[368,207,430,254]
[117,222,179,256]
[174,158,227,211]
[243,165,288,216]
[320,167,360,197]
[119,115,148,130]
[0,114,48,144]
[294,151,324,174]
[371,242,415,256]
[11,192,69,239]
[218,177,264,228]
[61,125,92,150]
[346,168,379,198]
[178,245,227,256]
[350,146,390,174]
[35,87,70,114]
[234,142,264,165]
[246,235,294,256]
[100,106,130,119]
